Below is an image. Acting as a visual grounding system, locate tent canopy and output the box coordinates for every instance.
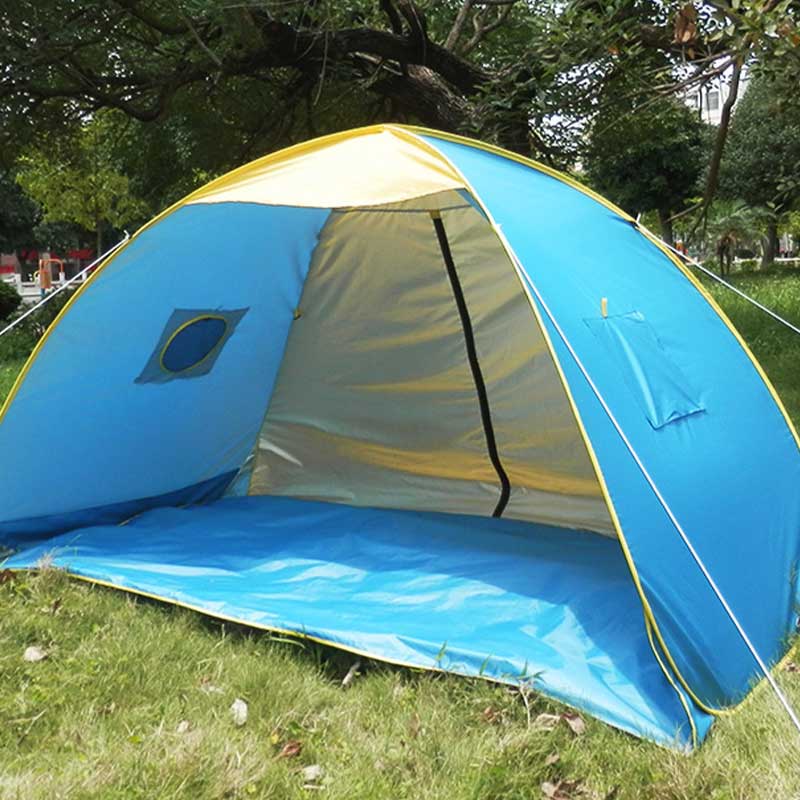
[4,125,800,750]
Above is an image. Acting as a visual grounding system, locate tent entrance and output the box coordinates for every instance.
[247,192,614,537]
[6,494,697,745]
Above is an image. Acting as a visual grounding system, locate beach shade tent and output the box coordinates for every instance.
[3,125,800,749]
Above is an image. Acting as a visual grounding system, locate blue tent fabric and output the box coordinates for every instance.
[424,134,800,712]
[4,495,712,749]
[2,125,799,749]
[0,203,329,534]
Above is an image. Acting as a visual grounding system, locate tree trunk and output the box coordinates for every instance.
[657,208,674,247]
[761,221,778,269]
[96,220,103,258]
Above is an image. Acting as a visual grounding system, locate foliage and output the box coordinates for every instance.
[1,0,798,168]
[721,71,800,213]
[0,281,22,322]
[703,199,761,254]
[0,288,77,363]
[583,94,706,240]
[0,172,39,253]
[15,112,149,252]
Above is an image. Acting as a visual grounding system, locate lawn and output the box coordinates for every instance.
[2,269,800,800]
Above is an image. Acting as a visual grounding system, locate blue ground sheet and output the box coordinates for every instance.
[6,495,708,747]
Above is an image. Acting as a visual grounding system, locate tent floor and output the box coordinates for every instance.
[7,495,706,747]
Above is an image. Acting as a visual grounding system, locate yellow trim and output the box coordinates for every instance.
[399,125,800,454]
[398,125,800,718]
[645,616,698,749]
[6,565,675,744]
[158,314,229,374]
[0,125,398,428]
[390,125,710,727]
[392,124,800,719]
[639,227,800,454]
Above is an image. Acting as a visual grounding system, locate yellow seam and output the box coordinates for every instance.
[645,616,698,749]
[6,565,692,750]
[639,226,800,454]
[394,124,790,717]
[158,314,229,374]
[0,125,397,428]
[398,128,792,717]
[394,124,800,717]
[399,124,800,454]
[389,125,710,724]
[395,125,636,221]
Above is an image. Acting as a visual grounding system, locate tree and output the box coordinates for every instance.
[704,200,761,275]
[15,112,149,254]
[0,171,39,253]
[0,281,22,322]
[720,71,800,267]
[584,94,706,245]
[1,0,797,169]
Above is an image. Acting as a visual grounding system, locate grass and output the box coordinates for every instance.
[2,268,800,799]
[0,360,24,406]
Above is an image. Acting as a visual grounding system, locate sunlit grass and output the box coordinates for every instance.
[0,361,24,409]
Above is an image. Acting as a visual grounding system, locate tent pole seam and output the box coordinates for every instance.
[390,126,700,735]
[645,616,698,750]
[430,211,511,517]
[637,226,800,456]
[513,247,800,737]
[4,565,689,751]
[397,124,800,723]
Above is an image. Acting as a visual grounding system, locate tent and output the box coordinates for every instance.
[3,125,800,750]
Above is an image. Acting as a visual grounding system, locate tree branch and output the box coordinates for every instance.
[445,0,475,50]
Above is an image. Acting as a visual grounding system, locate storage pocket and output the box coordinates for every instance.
[585,311,704,429]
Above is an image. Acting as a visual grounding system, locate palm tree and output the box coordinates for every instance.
[704,201,761,276]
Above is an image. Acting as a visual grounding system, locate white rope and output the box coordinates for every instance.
[657,236,800,339]
[491,223,800,737]
[0,234,130,340]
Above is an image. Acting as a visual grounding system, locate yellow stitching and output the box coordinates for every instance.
[158,314,229,374]
[390,125,712,724]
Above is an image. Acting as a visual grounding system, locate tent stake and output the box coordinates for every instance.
[492,223,800,738]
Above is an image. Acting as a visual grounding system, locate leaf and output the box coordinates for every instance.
[301,764,324,783]
[0,569,18,585]
[176,720,191,734]
[562,712,586,736]
[23,646,47,663]
[482,706,501,724]
[541,779,583,799]
[341,659,361,688]
[673,3,697,44]
[534,712,561,730]
[279,739,303,758]
[783,661,800,673]
[199,677,224,694]
[230,698,248,727]
[545,752,560,766]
